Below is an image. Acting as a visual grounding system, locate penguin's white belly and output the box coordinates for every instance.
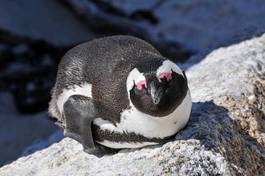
[56,83,192,149]
[94,91,192,148]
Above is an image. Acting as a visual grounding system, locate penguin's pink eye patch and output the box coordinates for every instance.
[157,72,172,82]
[135,80,147,90]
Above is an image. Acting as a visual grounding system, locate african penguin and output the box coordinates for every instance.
[49,35,192,155]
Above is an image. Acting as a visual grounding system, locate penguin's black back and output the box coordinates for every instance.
[53,35,163,122]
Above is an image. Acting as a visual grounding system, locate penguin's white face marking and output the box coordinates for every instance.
[126,68,146,92]
[156,60,183,77]
[155,60,183,84]
[57,83,92,113]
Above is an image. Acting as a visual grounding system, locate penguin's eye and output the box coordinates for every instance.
[135,80,147,90]
[157,72,172,82]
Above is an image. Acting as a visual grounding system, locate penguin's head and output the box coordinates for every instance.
[126,59,189,117]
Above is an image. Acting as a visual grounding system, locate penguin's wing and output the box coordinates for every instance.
[63,95,105,156]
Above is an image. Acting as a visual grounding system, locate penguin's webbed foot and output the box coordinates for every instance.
[84,144,114,157]
[63,95,100,156]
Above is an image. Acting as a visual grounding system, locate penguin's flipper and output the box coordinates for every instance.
[63,95,102,156]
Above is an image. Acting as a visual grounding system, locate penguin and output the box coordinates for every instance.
[49,35,192,155]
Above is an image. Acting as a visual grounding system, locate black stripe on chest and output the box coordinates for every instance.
[92,125,174,144]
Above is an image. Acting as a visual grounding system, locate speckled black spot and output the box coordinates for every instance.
[92,125,174,144]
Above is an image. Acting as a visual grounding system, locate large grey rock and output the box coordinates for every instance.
[0,34,265,175]
[65,0,265,55]
[0,93,61,166]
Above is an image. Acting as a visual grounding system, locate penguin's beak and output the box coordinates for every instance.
[150,81,163,105]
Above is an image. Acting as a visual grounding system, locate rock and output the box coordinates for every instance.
[0,34,265,175]
[63,0,194,61]
[21,130,63,157]
[65,0,265,58]
[0,93,61,166]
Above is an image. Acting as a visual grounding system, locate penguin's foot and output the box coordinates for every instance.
[84,144,118,157]
[83,146,103,157]
[63,95,99,155]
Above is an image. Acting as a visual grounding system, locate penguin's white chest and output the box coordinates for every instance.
[94,90,192,148]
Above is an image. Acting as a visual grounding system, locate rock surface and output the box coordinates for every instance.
[1,34,265,175]
[0,93,61,166]
[65,0,265,56]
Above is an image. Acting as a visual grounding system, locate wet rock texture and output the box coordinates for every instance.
[1,32,264,175]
